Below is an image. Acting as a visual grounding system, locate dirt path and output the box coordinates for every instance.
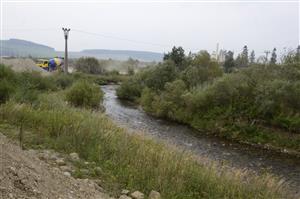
[0,133,112,199]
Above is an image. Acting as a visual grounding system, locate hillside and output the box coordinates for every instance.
[0,38,163,61]
[1,39,56,57]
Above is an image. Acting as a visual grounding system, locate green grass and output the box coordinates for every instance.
[0,96,288,199]
[0,64,290,198]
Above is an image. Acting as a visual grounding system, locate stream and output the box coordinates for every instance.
[102,85,300,193]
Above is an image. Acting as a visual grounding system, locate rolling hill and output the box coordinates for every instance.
[0,38,163,62]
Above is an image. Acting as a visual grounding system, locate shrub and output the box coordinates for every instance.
[116,79,142,101]
[0,79,15,104]
[75,57,103,74]
[0,64,17,103]
[52,73,75,89]
[17,71,56,91]
[66,80,103,109]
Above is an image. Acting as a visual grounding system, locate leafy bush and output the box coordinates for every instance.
[116,79,142,101]
[0,64,16,103]
[66,80,103,109]
[0,79,15,104]
[117,50,300,150]
[52,73,75,89]
[75,57,103,74]
[17,71,56,91]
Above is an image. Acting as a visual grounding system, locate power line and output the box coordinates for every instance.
[72,29,171,48]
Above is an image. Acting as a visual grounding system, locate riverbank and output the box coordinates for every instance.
[116,61,300,157]
[0,64,290,198]
[103,85,300,194]
[0,100,289,199]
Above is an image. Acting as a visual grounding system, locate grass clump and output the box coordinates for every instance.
[66,80,103,109]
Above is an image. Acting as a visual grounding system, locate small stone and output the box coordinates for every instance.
[119,195,132,199]
[63,172,71,177]
[93,179,102,186]
[56,158,66,166]
[60,166,71,172]
[50,154,58,161]
[121,189,130,195]
[82,178,89,183]
[69,153,80,161]
[94,183,104,192]
[8,166,16,174]
[94,167,102,174]
[149,190,161,199]
[131,191,144,199]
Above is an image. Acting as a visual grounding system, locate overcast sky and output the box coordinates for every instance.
[2,1,299,56]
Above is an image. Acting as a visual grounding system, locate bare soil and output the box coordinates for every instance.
[0,58,49,76]
[0,133,112,199]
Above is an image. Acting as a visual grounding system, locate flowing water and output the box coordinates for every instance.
[102,85,300,193]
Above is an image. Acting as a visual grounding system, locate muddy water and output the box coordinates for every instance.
[102,85,300,193]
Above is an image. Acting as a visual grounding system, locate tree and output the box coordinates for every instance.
[270,48,277,64]
[241,45,249,67]
[192,50,211,67]
[163,46,186,70]
[235,46,248,68]
[250,50,255,64]
[224,51,235,73]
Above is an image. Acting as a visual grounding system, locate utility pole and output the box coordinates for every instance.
[62,28,70,74]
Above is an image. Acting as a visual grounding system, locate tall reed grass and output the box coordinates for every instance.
[0,96,287,199]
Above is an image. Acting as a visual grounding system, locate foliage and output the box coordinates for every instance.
[250,50,255,64]
[52,73,75,89]
[270,48,277,64]
[117,47,300,152]
[66,80,103,109]
[0,64,16,104]
[0,60,291,199]
[223,51,235,73]
[235,45,249,68]
[181,51,223,87]
[116,78,143,101]
[75,57,103,74]
[0,100,287,199]
[163,46,186,70]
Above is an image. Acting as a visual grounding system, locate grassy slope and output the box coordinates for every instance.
[0,94,287,199]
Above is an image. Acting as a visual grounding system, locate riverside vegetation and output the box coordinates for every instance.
[0,63,292,198]
[117,46,300,154]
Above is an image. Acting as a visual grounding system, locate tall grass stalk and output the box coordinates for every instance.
[0,99,287,199]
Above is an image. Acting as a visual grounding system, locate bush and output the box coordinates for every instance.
[116,79,142,101]
[0,64,17,103]
[0,79,15,104]
[52,73,75,89]
[75,57,103,74]
[17,71,56,91]
[66,80,103,109]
